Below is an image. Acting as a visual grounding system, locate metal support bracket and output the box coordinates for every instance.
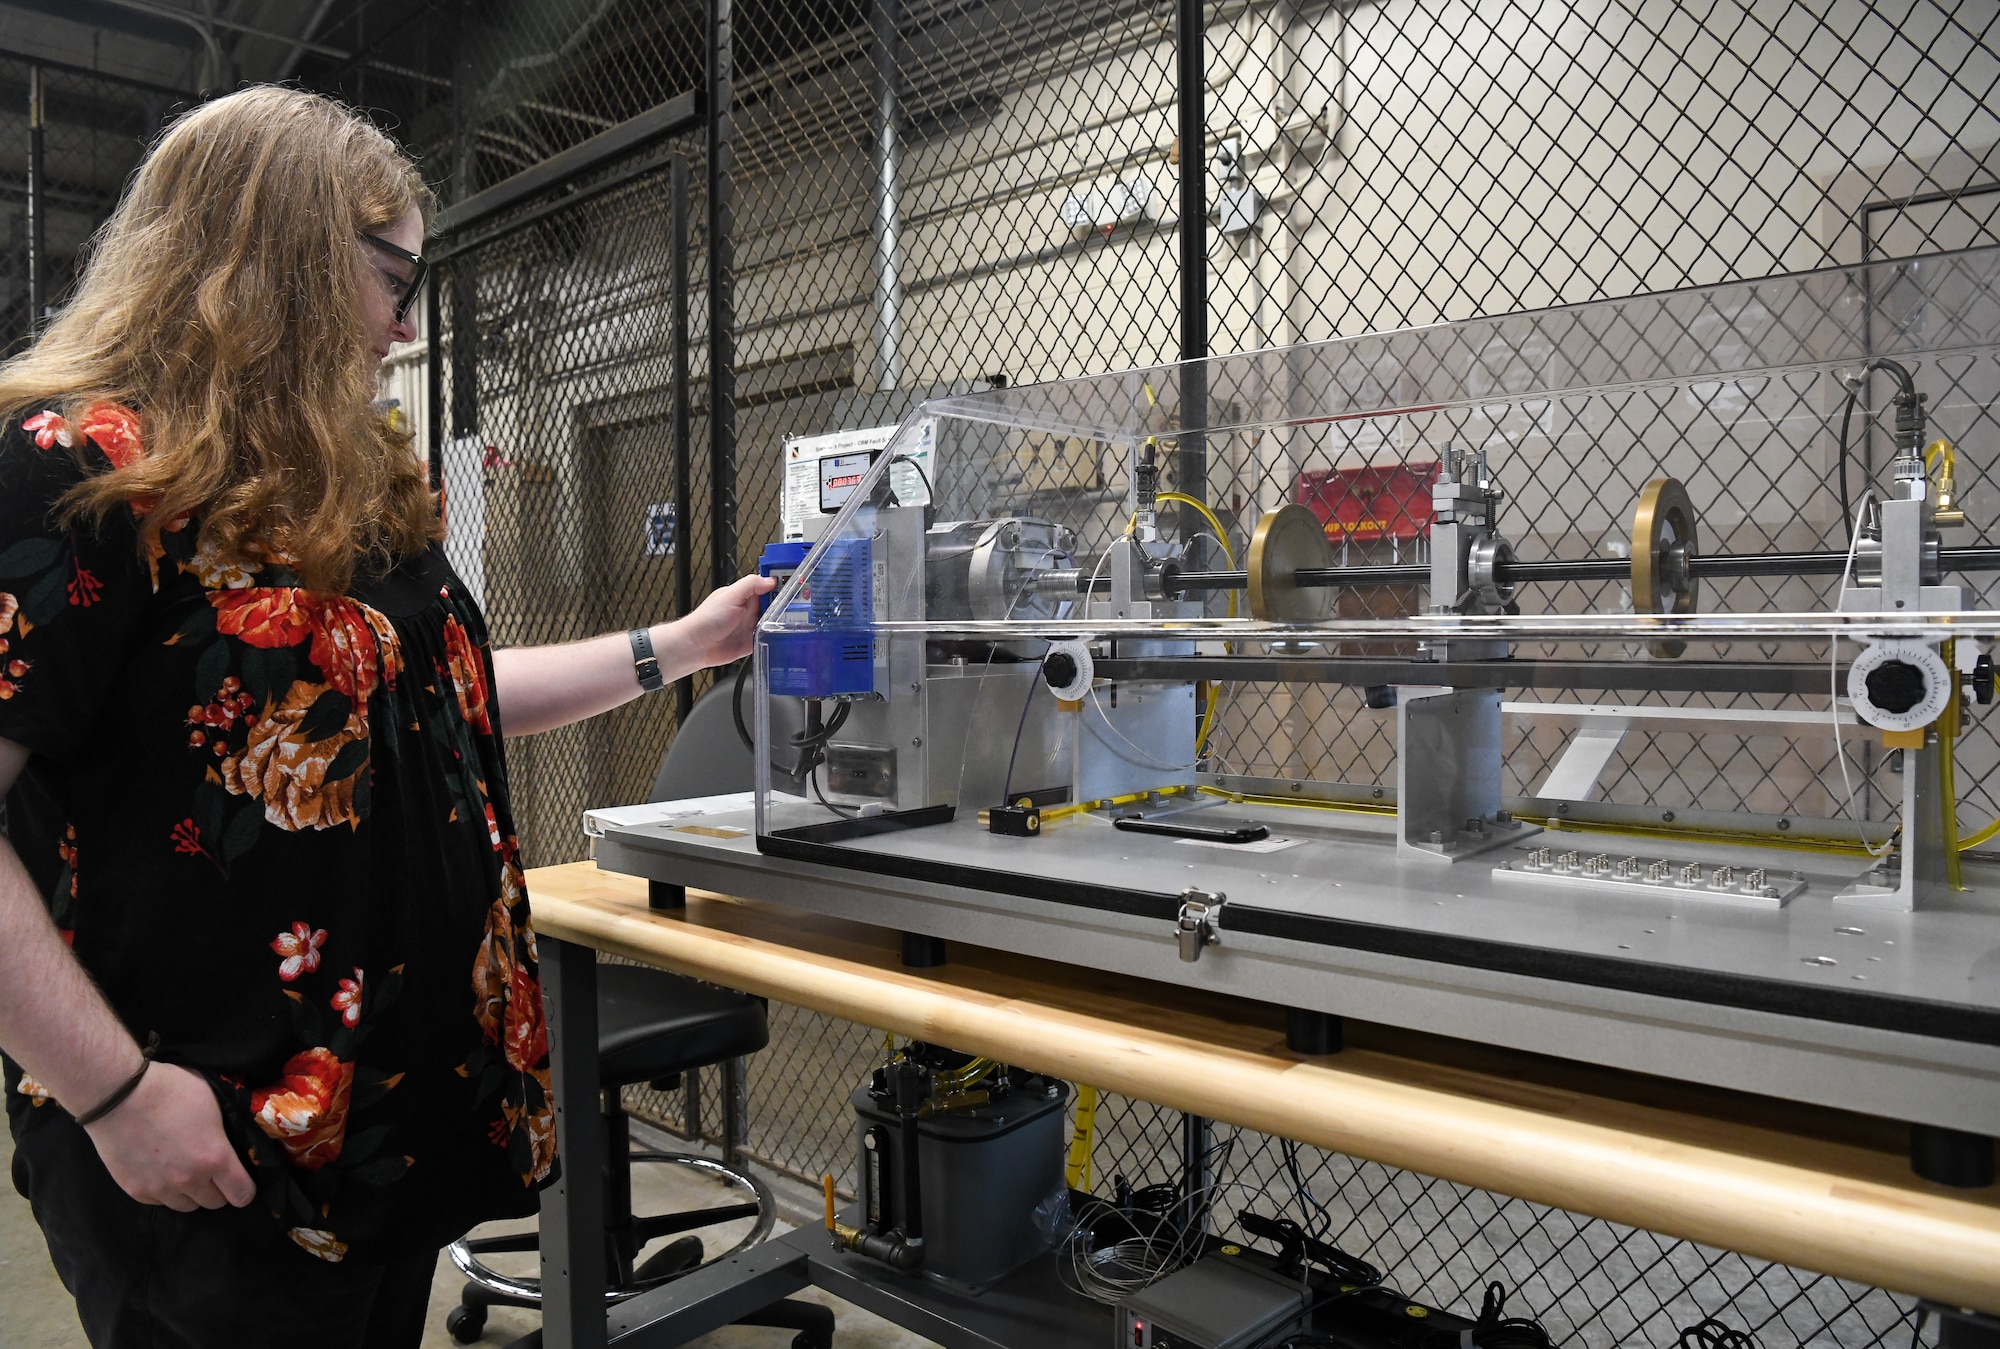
[1175,889,1225,962]
[1396,687,1537,862]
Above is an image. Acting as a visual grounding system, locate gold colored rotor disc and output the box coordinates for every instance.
[1630,477,1699,659]
[1247,504,1335,624]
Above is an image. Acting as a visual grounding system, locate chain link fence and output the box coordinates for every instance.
[318,1,2000,1344]
[428,139,720,867]
[0,56,181,356]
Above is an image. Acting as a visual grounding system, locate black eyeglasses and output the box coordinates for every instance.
[359,232,429,325]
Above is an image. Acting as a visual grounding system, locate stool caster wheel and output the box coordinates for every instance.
[446,1304,486,1344]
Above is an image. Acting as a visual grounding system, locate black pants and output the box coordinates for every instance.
[11,1110,435,1349]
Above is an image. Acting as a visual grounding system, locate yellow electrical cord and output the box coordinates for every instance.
[1155,492,1237,569]
[1197,783,1393,816]
[1937,632,2000,856]
[1938,640,1965,888]
[1037,784,1191,825]
[1065,1085,1099,1191]
[1155,490,1236,755]
[938,1058,996,1092]
[1961,815,2000,851]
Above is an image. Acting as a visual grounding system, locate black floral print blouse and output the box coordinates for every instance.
[0,406,556,1266]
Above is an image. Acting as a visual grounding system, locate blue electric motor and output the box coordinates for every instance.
[759,538,874,698]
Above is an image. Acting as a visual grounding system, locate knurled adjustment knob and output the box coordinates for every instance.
[1042,651,1079,689]
[1864,659,1928,716]
[1974,654,1994,706]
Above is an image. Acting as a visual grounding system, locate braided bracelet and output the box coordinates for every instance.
[73,1031,162,1127]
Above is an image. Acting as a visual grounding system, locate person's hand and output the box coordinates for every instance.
[83,1061,257,1212]
[667,573,776,671]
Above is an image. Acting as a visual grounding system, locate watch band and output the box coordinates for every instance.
[628,628,665,692]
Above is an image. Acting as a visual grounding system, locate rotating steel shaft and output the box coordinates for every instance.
[1159,548,2000,591]
[1048,473,2000,614]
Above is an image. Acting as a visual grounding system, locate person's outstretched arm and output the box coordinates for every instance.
[0,738,255,1211]
[488,572,774,738]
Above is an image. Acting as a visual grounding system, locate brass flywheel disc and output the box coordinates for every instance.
[1630,477,1699,659]
[1247,504,1335,624]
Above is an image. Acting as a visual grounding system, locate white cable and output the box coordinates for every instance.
[1084,682,1206,773]
[1053,1134,1273,1306]
[1054,1174,1269,1305]
[1830,491,1895,859]
[1070,538,1205,773]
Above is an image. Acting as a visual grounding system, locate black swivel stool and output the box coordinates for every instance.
[446,671,829,1346]
[445,963,833,1348]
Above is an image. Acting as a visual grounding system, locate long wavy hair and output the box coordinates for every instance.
[0,85,441,594]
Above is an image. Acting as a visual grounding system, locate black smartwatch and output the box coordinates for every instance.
[628,628,665,692]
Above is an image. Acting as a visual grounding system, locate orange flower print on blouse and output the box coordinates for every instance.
[210,591,401,702]
[271,923,326,981]
[22,411,69,450]
[471,897,518,1049]
[0,593,16,700]
[250,1047,354,1171]
[502,1070,557,1186]
[212,588,317,649]
[186,537,259,591]
[310,598,401,702]
[441,615,492,735]
[331,968,364,1028]
[221,681,368,831]
[77,404,145,471]
[14,1072,50,1107]
[288,1227,349,1264]
[503,957,547,1074]
[469,860,556,1186]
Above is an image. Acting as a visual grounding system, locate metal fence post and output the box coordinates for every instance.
[425,270,443,492]
[1176,1,1214,1193]
[1175,0,1208,549]
[706,0,737,588]
[670,155,694,722]
[449,0,480,445]
[26,65,44,341]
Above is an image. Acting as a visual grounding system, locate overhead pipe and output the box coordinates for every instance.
[871,0,906,392]
[94,0,247,87]
[275,0,343,82]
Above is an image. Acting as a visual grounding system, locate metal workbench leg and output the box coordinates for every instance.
[721,1055,747,1167]
[542,938,608,1349]
[1181,1112,1212,1239]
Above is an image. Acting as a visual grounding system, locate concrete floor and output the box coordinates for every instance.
[0,1123,937,1349]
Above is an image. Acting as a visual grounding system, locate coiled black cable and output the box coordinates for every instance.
[1836,357,1920,535]
[1677,1318,1758,1349]
[1466,1282,1552,1349]
[729,657,851,782]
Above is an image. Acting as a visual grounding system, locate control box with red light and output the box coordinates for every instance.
[1116,1252,1308,1349]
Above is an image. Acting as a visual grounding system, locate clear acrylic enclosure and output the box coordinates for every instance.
[749,247,2000,1005]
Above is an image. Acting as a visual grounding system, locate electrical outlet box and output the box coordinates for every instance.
[1014,432,1104,491]
[1116,1253,1307,1349]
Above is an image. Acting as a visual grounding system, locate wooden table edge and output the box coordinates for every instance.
[526,860,2000,1313]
